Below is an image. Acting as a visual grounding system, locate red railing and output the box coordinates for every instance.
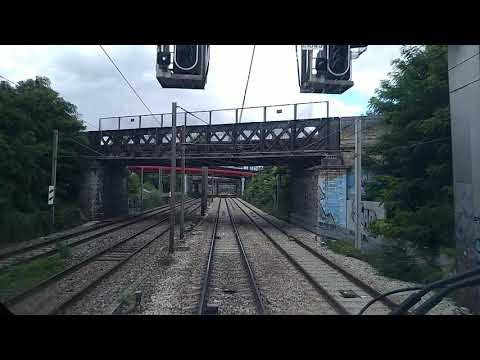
[128,166,255,177]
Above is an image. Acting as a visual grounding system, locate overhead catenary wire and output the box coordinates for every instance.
[59,133,105,156]
[295,45,302,88]
[176,105,209,125]
[239,45,256,123]
[1,73,95,130]
[303,117,450,155]
[0,74,18,86]
[80,119,99,130]
[98,45,162,127]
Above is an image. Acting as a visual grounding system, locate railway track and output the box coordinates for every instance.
[4,200,202,315]
[0,199,197,271]
[231,197,399,315]
[198,198,265,315]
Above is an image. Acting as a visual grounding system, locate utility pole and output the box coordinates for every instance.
[179,122,186,241]
[354,117,362,249]
[169,102,177,254]
[158,168,163,194]
[274,174,280,212]
[201,166,208,216]
[140,166,144,212]
[50,129,58,232]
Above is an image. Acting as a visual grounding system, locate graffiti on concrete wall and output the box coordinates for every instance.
[318,170,347,227]
[347,200,385,237]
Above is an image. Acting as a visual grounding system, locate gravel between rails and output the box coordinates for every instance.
[205,199,258,315]
[0,212,166,272]
[0,205,170,256]
[236,199,466,315]
[62,217,161,269]
[0,201,193,264]
[137,199,219,315]
[233,199,389,315]
[8,223,168,315]
[63,205,203,315]
[1,202,197,276]
[226,198,337,314]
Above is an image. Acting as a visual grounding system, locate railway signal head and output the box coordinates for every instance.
[156,45,210,89]
[299,45,368,94]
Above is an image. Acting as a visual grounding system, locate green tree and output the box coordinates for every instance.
[0,76,89,243]
[244,166,288,218]
[365,45,453,278]
[128,172,141,196]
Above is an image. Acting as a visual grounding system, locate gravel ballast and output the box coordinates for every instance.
[235,198,467,315]
[64,204,203,315]
[226,198,337,314]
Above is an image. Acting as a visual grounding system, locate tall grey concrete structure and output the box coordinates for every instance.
[448,45,480,312]
[79,161,129,219]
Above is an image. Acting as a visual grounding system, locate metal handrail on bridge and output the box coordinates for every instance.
[97,100,330,131]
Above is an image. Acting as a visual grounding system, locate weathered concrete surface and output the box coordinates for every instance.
[448,45,480,312]
[79,161,129,219]
[288,161,352,240]
[78,161,105,219]
[346,200,385,251]
[287,117,388,250]
[103,162,129,218]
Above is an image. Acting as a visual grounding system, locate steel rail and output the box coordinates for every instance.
[0,204,168,260]
[235,197,400,312]
[198,198,222,315]
[230,197,349,315]
[4,200,201,309]
[50,202,204,315]
[224,198,266,314]
[0,199,196,270]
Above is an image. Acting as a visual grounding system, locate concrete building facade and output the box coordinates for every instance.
[448,45,480,312]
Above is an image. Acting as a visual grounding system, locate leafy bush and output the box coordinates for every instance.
[243,166,289,218]
[0,255,66,300]
[367,240,444,284]
[0,77,88,244]
[326,239,367,261]
[362,45,454,282]
[56,241,72,259]
[0,209,50,244]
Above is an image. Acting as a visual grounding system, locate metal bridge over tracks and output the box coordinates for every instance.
[87,102,376,167]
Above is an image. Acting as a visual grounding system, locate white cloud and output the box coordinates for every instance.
[0,45,402,130]
[350,45,402,97]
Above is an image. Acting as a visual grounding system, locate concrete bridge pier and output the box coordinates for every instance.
[287,157,350,240]
[448,45,480,312]
[79,161,129,220]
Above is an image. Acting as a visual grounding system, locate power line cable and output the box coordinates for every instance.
[80,119,98,130]
[302,116,450,155]
[380,137,450,152]
[177,105,209,125]
[239,45,256,123]
[98,45,161,127]
[59,133,105,156]
[0,74,18,86]
[295,45,302,88]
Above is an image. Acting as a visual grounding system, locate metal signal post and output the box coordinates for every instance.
[169,102,177,253]
[354,117,362,249]
[50,129,59,231]
[180,120,186,241]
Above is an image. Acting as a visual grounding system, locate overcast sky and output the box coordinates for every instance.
[0,45,402,130]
